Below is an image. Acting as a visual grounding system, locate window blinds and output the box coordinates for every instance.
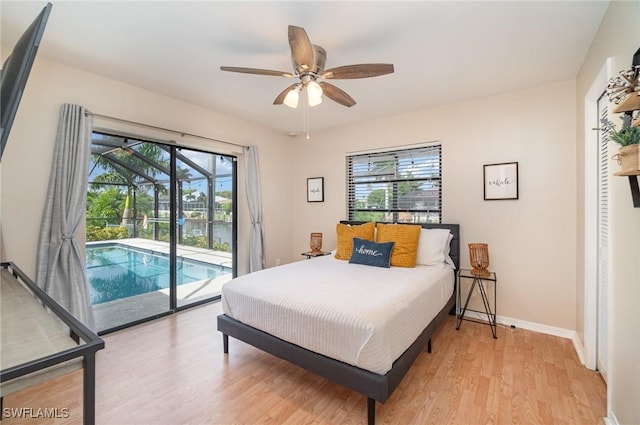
[346,144,442,223]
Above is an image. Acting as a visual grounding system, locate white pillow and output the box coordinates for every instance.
[444,233,455,268]
[416,228,453,266]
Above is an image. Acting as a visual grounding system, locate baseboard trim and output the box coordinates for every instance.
[461,311,578,341]
[572,333,587,366]
[604,411,619,425]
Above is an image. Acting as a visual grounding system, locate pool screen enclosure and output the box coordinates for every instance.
[87,132,236,333]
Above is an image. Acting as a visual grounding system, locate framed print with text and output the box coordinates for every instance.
[483,162,518,200]
[307,177,324,202]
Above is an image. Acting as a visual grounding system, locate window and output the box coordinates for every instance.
[347,144,442,223]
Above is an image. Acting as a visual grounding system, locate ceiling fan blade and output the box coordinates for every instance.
[220,66,294,78]
[319,82,356,107]
[288,25,314,73]
[273,83,299,105]
[322,64,395,79]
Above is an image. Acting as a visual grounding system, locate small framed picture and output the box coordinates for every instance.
[484,162,519,200]
[307,177,324,202]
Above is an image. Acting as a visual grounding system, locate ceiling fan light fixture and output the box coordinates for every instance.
[307,93,323,107]
[283,87,299,108]
[306,80,323,102]
[221,25,394,110]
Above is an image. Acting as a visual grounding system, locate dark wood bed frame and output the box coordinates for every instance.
[217,222,460,425]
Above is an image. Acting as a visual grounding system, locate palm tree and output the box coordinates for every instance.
[183,188,198,203]
[90,141,168,231]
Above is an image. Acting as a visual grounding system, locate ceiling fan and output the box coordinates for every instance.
[220,25,394,108]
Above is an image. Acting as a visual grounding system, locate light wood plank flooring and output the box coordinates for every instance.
[2,301,606,424]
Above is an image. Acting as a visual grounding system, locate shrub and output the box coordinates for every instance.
[87,225,129,241]
[183,235,208,248]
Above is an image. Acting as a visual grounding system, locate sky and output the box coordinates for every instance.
[89,145,234,197]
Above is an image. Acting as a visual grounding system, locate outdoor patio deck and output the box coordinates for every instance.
[109,238,233,268]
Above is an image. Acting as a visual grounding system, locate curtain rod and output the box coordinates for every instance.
[87,111,249,149]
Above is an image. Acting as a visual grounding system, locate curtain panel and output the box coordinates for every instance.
[244,145,265,272]
[36,103,95,329]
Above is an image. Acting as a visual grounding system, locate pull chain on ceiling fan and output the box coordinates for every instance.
[220,25,395,109]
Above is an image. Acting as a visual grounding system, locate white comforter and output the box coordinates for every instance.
[221,255,453,375]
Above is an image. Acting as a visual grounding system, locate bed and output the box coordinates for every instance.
[217,222,459,425]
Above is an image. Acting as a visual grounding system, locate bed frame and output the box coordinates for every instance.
[217,222,460,425]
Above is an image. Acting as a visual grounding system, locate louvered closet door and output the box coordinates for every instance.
[596,92,609,381]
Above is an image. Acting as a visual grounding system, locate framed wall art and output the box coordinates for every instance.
[483,162,519,200]
[307,177,324,202]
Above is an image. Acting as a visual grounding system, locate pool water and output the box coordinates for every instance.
[86,244,229,304]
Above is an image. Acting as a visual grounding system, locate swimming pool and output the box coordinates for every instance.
[86,244,230,304]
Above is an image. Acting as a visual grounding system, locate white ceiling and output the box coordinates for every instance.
[1,1,609,136]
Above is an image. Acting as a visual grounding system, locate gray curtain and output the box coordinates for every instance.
[244,145,265,272]
[36,103,95,329]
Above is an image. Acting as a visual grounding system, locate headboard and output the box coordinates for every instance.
[339,221,460,271]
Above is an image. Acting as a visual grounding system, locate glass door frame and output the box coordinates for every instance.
[88,132,237,333]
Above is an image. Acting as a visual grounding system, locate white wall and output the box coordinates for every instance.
[292,80,577,330]
[576,1,640,423]
[0,55,295,278]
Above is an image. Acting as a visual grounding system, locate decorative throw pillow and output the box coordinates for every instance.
[376,223,421,267]
[334,222,376,260]
[349,238,395,268]
[416,228,452,266]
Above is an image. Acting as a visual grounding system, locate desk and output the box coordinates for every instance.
[456,268,497,338]
[1,262,104,425]
[301,251,331,259]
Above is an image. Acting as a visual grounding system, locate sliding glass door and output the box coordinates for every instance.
[87,132,236,333]
[173,148,236,308]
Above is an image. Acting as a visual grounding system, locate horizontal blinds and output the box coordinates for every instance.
[346,144,442,222]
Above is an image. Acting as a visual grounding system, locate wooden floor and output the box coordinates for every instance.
[3,301,606,425]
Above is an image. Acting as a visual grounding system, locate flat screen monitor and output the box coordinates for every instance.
[0,2,52,160]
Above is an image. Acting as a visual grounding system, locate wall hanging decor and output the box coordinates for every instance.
[307,177,324,202]
[483,162,519,200]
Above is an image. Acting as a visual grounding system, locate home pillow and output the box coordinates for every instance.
[349,238,395,268]
[376,223,421,267]
[416,228,453,266]
[334,222,376,260]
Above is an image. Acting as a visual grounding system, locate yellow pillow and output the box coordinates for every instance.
[376,223,421,267]
[334,222,376,260]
